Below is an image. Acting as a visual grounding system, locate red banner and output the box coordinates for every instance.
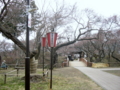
[41,37,46,47]
[47,32,58,47]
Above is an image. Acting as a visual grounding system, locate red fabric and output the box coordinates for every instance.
[41,37,46,47]
[47,32,58,47]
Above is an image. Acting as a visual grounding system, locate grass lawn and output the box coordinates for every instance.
[0,67,103,90]
[104,70,120,77]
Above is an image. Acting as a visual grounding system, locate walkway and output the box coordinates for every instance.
[70,60,120,90]
[69,60,86,67]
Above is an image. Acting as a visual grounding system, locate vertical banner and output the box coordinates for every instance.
[41,37,46,77]
[47,32,58,47]
[28,13,31,28]
[41,37,46,47]
[47,32,58,90]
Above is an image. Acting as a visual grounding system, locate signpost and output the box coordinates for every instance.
[41,37,46,77]
[47,32,58,90]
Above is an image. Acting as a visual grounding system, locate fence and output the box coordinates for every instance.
[80,58,92,67]
[3,67,49,84]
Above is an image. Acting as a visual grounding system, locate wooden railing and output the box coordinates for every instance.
[3,68,49,84]
[80,58,92,67]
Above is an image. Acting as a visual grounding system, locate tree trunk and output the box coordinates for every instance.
[30,57,38,73]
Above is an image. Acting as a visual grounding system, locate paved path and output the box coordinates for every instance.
[69,60,86,67]
[70,60,120,90]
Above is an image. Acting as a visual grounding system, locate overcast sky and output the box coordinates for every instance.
[35,0,120,17]
[1,0,120,42]
[66,0,120,17]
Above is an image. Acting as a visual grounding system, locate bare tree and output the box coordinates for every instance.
[0,0,79,73]
[2,0,120,72]
[0,40,13,61]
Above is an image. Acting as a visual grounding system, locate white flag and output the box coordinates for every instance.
[28,13,31,28]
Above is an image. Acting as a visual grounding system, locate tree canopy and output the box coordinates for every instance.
[0,0,120,65]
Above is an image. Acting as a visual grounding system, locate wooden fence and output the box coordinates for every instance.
[80,58,92,67]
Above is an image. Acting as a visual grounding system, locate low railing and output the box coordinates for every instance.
[3,68,49,84]
[80,58,92,67]
[7,64,49,68]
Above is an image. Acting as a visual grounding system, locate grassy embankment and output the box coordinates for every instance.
[0,67,103,90]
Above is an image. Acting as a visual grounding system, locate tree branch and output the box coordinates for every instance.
[0,24,26,53]
[0,0,10,21]
[55,39,77,51]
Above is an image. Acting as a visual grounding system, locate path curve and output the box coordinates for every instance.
[74,66,120,90]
